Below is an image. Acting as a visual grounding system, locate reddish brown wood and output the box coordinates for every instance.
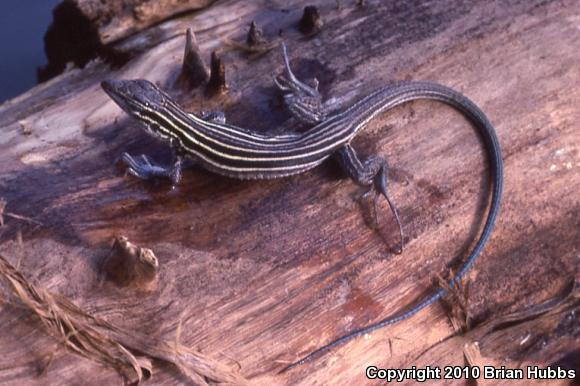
[1,0,578,384]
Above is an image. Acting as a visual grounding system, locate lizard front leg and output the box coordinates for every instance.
[122,139,188,186]
[122,110,224,185]
[335,144,404,253]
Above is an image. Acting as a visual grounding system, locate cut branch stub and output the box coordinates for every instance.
[206,51,227,96]
[224,20,278,55]
[176,28,210,89]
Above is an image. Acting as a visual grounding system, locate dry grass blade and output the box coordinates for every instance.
[0,253,248,385]
[0,253,146,383]
[0,197,43,226]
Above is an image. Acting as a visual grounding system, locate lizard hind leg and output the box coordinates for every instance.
[273,43,325,125]
[335,144,404,254]
[374,163,404,254]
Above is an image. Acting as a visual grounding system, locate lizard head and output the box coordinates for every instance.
[101,79,169,116]
[101,79,175,141]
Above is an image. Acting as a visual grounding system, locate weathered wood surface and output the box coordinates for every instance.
[1,0,578,384]
[69,0,216,45]
[39,0,216,81]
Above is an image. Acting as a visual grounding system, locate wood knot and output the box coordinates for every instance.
[102,236,159,291]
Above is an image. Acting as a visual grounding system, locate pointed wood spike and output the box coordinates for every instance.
[176,28,209,89]
[247,21,266,46]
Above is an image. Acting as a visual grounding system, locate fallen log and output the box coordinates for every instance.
[1,0,578,384]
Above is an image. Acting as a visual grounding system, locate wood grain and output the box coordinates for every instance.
[0,0,578,384]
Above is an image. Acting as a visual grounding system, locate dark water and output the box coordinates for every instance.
[0,0,62,103]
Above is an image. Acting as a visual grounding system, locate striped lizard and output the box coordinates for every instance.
[101,44,503,367]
